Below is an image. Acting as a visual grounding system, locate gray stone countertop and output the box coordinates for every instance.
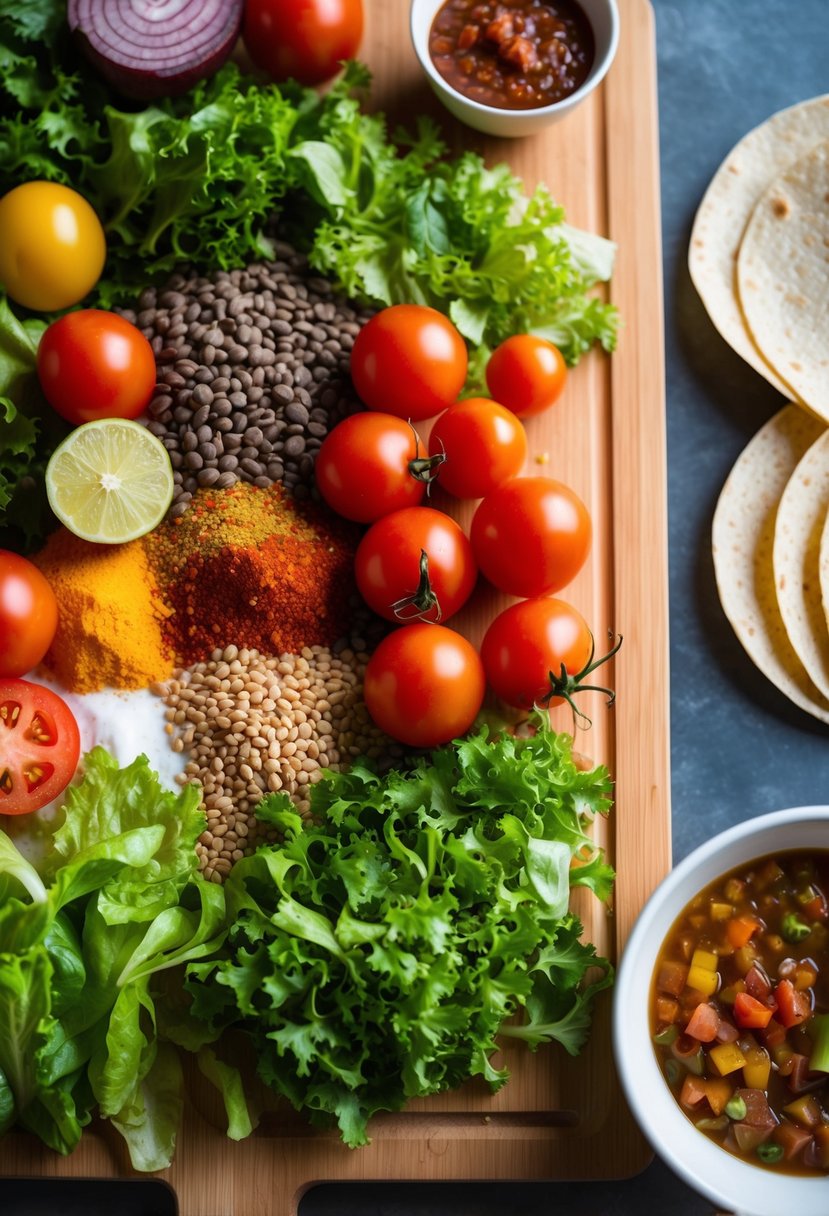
[301,1,829,1213]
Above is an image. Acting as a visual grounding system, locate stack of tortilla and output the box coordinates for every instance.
[691,95,829,722]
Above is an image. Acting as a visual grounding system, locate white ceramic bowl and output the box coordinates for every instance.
[410,0,619,138]
[614,806,829,1216]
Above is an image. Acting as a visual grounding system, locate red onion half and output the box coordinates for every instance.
[67,0,245,100]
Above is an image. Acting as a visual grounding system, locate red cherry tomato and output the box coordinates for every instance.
[0,678,81,814]
[242,0,363,86]
[355,507,477,624]
[428,396,527,499]
[315,412,433,523]
[481,597,592,709]
[0,552,58,678]
[350,305,467,421]
[470,477,591,598]
[486,334,568,419]
[37,310,156,426]
[363,623,485,748]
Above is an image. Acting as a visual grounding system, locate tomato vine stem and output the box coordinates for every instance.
[537,630,623,729]
[390,549,442,623]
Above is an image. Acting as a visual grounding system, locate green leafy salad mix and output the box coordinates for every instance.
[0,726,613,1164]
[0,749,224,1169]
[0,0,617,545]
[0,0,619,1168]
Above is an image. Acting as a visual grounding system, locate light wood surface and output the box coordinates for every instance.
[1,1,670,1209]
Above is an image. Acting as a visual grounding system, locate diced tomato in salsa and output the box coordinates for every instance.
[774,979,812,1028]
[685,1001,720,1042]
[733,992,775,1029]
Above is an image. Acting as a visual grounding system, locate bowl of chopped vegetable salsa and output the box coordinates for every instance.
[613,807,829,1216]
[410,0,619,138]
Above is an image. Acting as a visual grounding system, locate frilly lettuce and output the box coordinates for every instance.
[183,722,614,1148]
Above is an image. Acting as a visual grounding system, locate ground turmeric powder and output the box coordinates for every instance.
[33,529,174,693]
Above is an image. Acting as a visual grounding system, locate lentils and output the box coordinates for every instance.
[122,245,373,517]
[154,645,401,881]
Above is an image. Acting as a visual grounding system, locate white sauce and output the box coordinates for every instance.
[49,681,184,792]
[3,674,185,863]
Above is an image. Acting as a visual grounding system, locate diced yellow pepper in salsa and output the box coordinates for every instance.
[687,948,719,996]
[742,1045,771,1089]
[709,1042,746,1076]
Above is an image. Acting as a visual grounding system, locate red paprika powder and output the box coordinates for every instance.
[146,483,360,666]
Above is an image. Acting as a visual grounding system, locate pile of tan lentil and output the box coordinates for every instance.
[153,644,400,882]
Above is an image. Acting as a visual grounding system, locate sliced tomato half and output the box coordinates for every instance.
[0,679,81,815]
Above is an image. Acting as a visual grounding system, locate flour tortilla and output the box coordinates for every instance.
[820,511,829,649]
[689,94,829,400]
[712,405,829,723]
[773,429,829,700]
[738,139,829,421]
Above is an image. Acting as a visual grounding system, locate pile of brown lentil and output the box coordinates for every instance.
[119,244,373,518]
[154,644,401,882]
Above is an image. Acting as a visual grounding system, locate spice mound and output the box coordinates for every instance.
[120,245,373,518]
[154,644,401,881]
[146,482,361,667]
[33,529,174,693]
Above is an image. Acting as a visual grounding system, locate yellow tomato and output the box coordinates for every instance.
[0,181,106,311]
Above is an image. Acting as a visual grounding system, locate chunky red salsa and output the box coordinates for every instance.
[429,0,595,112]
[651,851,829,1173]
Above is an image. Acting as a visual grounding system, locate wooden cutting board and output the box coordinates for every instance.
[1,0,669,1209]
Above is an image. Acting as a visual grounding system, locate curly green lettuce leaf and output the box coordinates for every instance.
[0,292,68,548]
[501,917,614,1055]
[185,722,614,1148]
[0,293,43,504]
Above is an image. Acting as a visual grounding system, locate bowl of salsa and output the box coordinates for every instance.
[613,806,829,1216]
[410,0,619,137]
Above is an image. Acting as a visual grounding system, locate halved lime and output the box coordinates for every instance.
[45,418,174,544]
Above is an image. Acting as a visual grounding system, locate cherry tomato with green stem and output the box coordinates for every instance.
[471,476,591,598]
[243,0,363,86]
[486,334,568,419]
[428,396,527,499]
[355,506,477,623]
[315,412,443,523]
[37,310,157,426]
[0,678,81,814]
[481,597,593,710]
[363,623,485,748]
[0,552,58,678]
[350,305,468,421]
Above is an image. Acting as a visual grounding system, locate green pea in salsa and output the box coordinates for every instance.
[651,851,829,1173]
